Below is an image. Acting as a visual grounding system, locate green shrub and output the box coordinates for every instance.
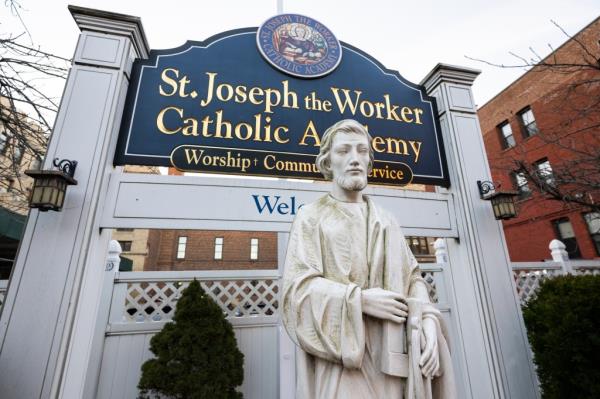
[522,274,600,399]
[138,279,244,399]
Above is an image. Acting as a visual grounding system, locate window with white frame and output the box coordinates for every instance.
[498,121,515,149]
[250,238,259,260]
[552,218,581,259]
[512,171,531,199]
[583,212,600,256]
[214,237,223,260]
[518,107,539,137]
[176,236,187,259]
[534,158,555,186]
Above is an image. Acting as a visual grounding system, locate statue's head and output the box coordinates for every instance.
[316,119,374,192]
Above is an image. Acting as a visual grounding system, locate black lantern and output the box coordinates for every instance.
[25,158,78,212]
[477,180,518,220]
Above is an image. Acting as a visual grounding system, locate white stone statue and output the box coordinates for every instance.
[282,119,456,399]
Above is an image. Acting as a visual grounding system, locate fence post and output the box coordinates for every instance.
[106,240,122,274]
[78,239,121,398]
[549,239,573,275]
[434,238,448,264]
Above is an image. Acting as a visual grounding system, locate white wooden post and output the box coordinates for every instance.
[0,7,149,399]
[434,238,448,264]
[80,240,122,398]
[277,232,296,399]
[549,239,573,275]
[421,64,539,399]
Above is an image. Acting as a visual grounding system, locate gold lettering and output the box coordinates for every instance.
[234,85,248,103]
[386,137,408,155]
[214,110,232,138]
[184,148,203,164]
[414,108,424,124]
[409,141,422,163]
[273,126,289,144]
[264,88,281,113]
[330,87,361,115]
[360,100,375,118]
[234,122,253,140]
[400,107,414,123]
[371,136,386,153]
[200,72,217,106]
[216,83,234,102]
[182,118,198,136]
[264,154,276,170]
[159,68,179,96]
[156,107,182,134]
[249,87,264,105]
[299,121,321,146]
[282,81,299,109]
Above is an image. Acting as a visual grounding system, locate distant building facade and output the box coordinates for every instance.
[478,17,600,261]
[0,97,46,278]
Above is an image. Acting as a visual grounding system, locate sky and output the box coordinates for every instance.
[2,0,599,108]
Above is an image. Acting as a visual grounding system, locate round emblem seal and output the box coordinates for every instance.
[257,14,342,78]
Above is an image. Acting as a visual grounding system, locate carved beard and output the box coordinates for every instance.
[335,174,367,192]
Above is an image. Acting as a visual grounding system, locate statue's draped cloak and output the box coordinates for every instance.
[282,194,456,399]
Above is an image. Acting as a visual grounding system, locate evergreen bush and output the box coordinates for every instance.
[522,274,600,399]
[138,279,244,399]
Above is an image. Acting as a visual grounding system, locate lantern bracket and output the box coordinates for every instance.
[477,180,497,199]
[53,158,77,179]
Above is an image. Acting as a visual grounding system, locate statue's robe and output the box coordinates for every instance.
[282,194,456,399]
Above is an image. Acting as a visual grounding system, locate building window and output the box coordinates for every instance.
[498,121,515,149]
[30,157,41,170]
[518,107,538,137]
[534,158,555,186]
[214,237,223,260]
[176,236,187,259]
[118,240,132,252]
[511,171,531,199]
[250,238,259,260]
[583,212,600,256]
[0,132,7,153]
[14,144,24,164]
[406,236,430,255]
[552,218,581,259]
[6,179,15,193]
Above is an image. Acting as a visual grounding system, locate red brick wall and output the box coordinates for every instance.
[144,230,278,271]
[478,17,600,261]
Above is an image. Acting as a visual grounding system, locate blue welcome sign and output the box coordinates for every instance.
[115,14,449,187]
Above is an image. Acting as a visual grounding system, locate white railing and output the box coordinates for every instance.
[512,239,600,304]
[108,269,281,335]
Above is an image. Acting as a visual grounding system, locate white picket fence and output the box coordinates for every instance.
[512,239,600,304]
[0,237,598,398]
[96,242,281,399]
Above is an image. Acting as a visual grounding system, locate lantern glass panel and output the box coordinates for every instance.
[31,186,43,203]
[41,186,53,204]
[57,190,65,208]
[50,186,59,207]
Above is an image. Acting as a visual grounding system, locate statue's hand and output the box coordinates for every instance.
[361,288,407,324]
[420,317,439,378]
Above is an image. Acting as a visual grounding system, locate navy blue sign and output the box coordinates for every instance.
[115,26,449,187]
[257,14,342,78]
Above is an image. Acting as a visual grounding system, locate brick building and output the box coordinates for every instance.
[143,229,278,271]
[478,17,600,261]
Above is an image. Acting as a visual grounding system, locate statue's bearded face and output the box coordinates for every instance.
[329,132,370,192]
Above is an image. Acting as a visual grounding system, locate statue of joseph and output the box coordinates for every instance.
[282,119,456,399]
